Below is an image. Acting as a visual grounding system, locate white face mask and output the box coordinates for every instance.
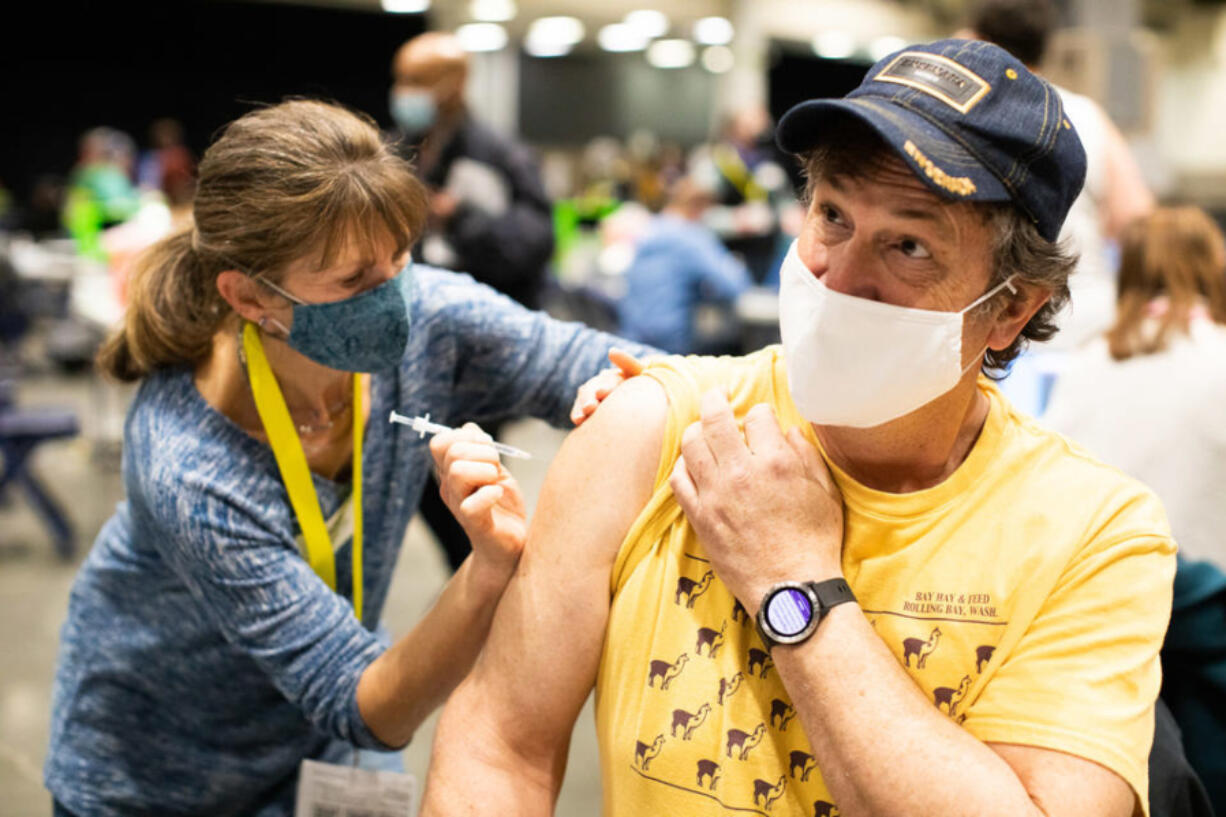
[778,239,1016,429]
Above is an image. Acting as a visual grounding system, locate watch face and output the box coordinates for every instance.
[766,588,813,637]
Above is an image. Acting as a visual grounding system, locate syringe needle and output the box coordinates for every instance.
[388,411,532,459]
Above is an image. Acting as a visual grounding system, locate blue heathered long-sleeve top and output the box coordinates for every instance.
[44,267,653,816]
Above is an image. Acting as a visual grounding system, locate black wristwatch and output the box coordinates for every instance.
[755,578,857,651]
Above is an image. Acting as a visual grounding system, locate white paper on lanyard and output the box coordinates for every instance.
[294,759,416,817]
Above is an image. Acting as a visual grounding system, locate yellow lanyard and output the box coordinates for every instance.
[713,143,767,203]
[242,322,364,621]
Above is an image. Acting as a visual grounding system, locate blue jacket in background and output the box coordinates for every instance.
[617,214,751,354]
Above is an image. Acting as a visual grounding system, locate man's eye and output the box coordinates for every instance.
[898,238,932,260]
[821,205,843,224]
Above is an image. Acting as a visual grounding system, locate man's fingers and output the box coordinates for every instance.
[669,455,699,516]
[679,420,716,484]
[699,389,746,465]
[743,403,789,460]
[785,426,838,496]
[608,348,645,378]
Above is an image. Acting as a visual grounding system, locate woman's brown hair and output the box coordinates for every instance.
[97,99,429,381]
[1106,206,1226,361]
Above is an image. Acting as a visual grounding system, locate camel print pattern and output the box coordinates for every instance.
[595,350,1176,816]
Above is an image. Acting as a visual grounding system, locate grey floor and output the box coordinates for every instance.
[0,370,601,816]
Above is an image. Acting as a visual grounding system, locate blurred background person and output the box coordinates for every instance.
[616,175,750,354]
[1043,207,1226,814]
[62,127,141,260]
[689,104,793,284]
[1044,206,1226,568]
[389,30,558,572]
[137,117,197,214]
[388,31,553,311]
[963,0,1156,349]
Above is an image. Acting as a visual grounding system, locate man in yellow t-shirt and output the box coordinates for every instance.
[422,40,1175,817]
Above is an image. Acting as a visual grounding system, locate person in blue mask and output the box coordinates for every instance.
[388,30,560,575]
[388,31,553,312]
[44,99,650,817]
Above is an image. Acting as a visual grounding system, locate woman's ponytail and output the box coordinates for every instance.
[96,226,226,381]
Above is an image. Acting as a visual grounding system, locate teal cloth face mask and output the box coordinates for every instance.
[256,266,411,373]
[389,90,436,136]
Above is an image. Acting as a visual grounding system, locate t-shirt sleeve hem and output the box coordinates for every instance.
[964,716,1149,817]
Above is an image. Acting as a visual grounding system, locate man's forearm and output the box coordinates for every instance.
[775,603,1043,817]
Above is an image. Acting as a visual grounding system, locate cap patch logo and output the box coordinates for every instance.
[904,141,977,197]
[875,52,991,114]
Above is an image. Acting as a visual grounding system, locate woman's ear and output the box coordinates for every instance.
[216,270,276,325]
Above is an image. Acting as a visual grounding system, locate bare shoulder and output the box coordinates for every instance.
[529,375,669,570]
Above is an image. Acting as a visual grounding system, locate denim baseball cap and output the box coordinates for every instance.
[777,38,1086,242]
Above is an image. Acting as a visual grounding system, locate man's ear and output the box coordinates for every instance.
[217,270,276,325]
[987,284,1051,352]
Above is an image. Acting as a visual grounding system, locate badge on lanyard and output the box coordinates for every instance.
[242,322,366,621]
[294,759,416,817]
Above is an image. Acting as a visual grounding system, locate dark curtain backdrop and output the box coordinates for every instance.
[767,43,870,126]
[2,0,426,203]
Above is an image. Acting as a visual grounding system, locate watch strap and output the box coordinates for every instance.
[808,577,856,612]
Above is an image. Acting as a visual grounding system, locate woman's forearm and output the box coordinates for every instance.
[355,555,512,748]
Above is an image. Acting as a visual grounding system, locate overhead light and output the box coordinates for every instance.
[469,0,515,23]
[812,30,857,60]
[524,16,583,57]
[382,0,429,12]
[693,16,733,46]
[456,22,508,52]
[598,23,649,53]
[524,37,573,57]
[528,15,585,45]
[646,38,695,69]
[868,35,907,62]
[701,45,734,73]
[625,9,669,39]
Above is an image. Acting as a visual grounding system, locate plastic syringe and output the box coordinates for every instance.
[388,411,532,459]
